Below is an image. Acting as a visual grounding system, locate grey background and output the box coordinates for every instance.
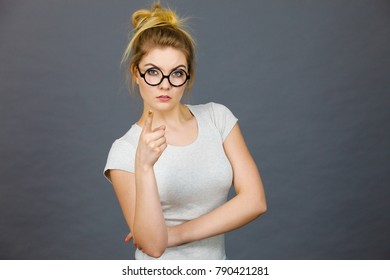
[0,0,389,259]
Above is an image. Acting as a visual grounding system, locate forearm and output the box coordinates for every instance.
[168,192,266,247]
[134,164,167,256]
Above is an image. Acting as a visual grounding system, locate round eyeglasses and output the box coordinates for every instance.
[137,66,190,87]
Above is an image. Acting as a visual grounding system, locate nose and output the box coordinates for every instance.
[159,76,171,90]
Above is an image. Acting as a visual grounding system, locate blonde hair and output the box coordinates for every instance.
[121,3,196,94]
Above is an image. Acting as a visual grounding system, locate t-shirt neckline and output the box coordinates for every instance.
[133,104,200,149]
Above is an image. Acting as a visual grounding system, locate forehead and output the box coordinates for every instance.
[140,47,187,70]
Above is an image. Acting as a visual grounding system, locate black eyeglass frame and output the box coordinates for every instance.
[137,66,190,87]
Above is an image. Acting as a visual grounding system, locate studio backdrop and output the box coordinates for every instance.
[0,0,389,259]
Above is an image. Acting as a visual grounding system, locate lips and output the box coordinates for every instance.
[156,95,171,101]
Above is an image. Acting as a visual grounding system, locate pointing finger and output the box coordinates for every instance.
[143,110,153,132]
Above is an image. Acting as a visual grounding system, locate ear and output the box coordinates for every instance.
[130,64,139,84]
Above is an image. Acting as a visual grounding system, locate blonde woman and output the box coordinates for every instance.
[103,3,267,260]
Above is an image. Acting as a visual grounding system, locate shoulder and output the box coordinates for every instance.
[103,124,140,182]
[106,124,141,157]
[188,102,238,142]
[188,102,236,120]
[114,124,142,149]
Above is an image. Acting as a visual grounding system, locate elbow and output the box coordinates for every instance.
[146,247,166,259]
[135,234,167,259]
[260,203,267,216]
[253,200,267,218]
[242,193,267,220]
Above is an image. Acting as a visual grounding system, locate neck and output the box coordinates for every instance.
[139,103,191,129]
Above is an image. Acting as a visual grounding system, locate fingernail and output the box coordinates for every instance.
[124,237,128,242]
[148,110,153,116]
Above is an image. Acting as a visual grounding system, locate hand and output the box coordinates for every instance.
[124,232,133,243]
[124,231,142,251]
[124,232,137,249]
[124,232,133,244]
[136,110,167,168]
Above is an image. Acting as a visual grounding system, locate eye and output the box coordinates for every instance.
[146,68,160,76]
[171,69,186,78]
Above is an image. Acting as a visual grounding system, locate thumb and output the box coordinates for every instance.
[153,124,166,133]
[143,110,153,132]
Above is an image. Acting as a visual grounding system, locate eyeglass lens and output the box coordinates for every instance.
[142,68,189,87]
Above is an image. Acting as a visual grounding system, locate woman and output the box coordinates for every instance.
[103,3,267,260]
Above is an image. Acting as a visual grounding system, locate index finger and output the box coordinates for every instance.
[143,110,153,132]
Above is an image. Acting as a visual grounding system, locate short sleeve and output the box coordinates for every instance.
[210,102,238,141]
[103,139,135,184]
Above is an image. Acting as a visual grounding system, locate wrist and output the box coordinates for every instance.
[135,161,154,172]
[167,226,184,247]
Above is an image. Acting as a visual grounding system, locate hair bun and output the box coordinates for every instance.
[132,4,180,30]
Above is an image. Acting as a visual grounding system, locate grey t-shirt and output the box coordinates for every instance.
[103,102,238,259]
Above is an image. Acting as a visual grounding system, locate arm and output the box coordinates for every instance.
[133,163,167,256]
[167,123,267,247]
[111,169,167,258]
[111,111,168,258]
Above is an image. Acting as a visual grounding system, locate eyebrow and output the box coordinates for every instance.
[143,63,187,71]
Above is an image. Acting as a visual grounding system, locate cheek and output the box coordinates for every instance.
[175,87,186,97]
[138,83,155,99]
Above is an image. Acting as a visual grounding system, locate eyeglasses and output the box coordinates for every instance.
[137,66,190,87]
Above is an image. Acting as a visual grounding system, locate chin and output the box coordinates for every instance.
[150,100,180,111]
